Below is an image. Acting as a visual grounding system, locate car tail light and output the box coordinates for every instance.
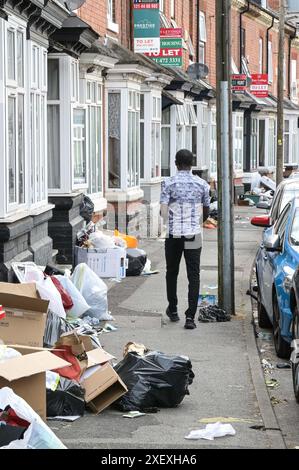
[251,215,271,228]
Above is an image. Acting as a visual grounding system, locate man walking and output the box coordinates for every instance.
[160,149,210,330]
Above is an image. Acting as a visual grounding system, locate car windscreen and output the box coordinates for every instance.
[290,209,299,246]
[280,184,299,214]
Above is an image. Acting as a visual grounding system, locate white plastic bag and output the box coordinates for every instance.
[185,422,236,441]
[53,275,90,320]
[0,345,21,363]
[71,264,112,321]
[36,277,66,319]
[0,387,66,449]
[89,231,116,250]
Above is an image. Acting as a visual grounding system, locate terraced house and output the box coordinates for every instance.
[1,0,299,280]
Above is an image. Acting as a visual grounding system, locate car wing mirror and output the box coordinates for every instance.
[264,233,282,252]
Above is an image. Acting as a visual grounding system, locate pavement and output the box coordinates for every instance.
[48,206,299,449]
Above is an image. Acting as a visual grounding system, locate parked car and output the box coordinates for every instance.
[290,266,299,402]
[251,197,299,359]
[256,179,299,223]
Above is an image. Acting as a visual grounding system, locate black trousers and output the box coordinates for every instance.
[165,235,202,319]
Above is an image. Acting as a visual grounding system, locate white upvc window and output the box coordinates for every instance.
[233,112,244,171]
[199,11,206,63]
[268,117,276,167]
[195,102,209,169]
[30,42,47,207]
[107,84,141,191]
[291,59,298,103]
[284,119,290,164]
[4,21,26,215]
[73,107,86,186]
[107,0,119,33]
[210,109,217,175]
[161,106,171,177]
[128,90,140,188]
[48,54,87,194]
[250,117,258,170]
[5,24,26,213]
[151,96,161,179]
[268,41,273,83]
[86,80,103,195]
[159,0,164,12]
[259,38,263,74]
[170,0,175,18]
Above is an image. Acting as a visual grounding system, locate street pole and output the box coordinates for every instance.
[277,0,285,185]
[216,0,235,315]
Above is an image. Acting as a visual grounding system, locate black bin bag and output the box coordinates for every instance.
[126,248,147,276]
[46,378,85,417]
[114,351,194,411]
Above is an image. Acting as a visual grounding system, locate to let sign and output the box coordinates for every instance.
[146,37,183,67]
[250,74,269,98]
[231,74,247,93]
[133,0,160,54]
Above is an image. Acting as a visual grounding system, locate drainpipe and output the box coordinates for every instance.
[196,0,200,63]
[239,0,250,72]
[266,17,275,75]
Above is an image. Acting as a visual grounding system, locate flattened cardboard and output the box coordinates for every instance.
[0,349,70,421]
[86,348,115,368]
[82,363,127,415]
[0,282,49,347]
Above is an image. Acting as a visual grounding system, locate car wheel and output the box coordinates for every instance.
[292,305,299,403]
[273,292,291,359]
[257,280,272,329]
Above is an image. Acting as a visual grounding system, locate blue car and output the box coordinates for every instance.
[252,197,299,359]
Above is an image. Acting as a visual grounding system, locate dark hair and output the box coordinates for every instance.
[175,149,193,169]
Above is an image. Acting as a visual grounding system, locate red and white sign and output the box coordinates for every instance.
[250,73,269,98]
[160,27,183,38]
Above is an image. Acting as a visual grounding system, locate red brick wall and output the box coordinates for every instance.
[76,1,298,101]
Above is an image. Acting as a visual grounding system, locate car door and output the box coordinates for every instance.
[259,203,291,318]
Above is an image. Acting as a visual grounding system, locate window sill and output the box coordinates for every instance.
[105,188,144,202]
[107,20,119,34]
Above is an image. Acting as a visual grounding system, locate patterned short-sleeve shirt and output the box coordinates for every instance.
[160,171,210,237]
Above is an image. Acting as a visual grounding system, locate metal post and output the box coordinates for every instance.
[277,0,286,185]
[216,0,235,315]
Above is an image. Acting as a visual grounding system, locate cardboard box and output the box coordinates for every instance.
[74,246,126,280]
[0,283,49,347]
[0,346,70,420]
[78,344,127,415]
[81,363,128,415]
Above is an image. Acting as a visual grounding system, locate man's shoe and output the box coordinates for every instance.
[166,307,180,322]
[184,318,197,330]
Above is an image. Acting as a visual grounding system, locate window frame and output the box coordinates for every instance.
[5,21,28,215]
[107,0,119,33]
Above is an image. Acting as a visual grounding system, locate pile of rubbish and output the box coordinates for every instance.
[114,343,194,412]
[204,199,218,230]
[76,222,150,279]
